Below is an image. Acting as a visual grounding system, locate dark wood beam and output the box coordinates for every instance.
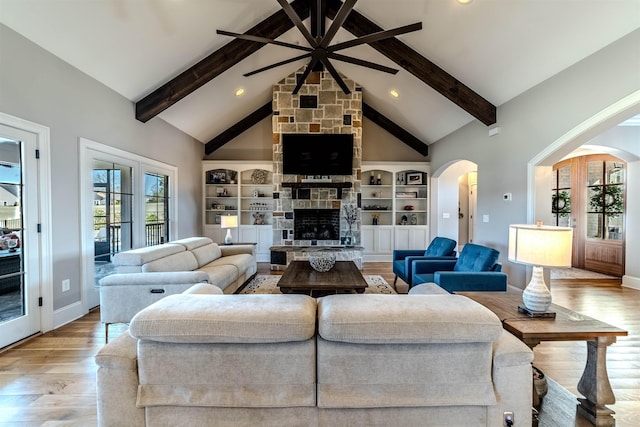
[327,0,496,126]
[204,102,273,155]
[363,102,428,156]
[135,0,309,123]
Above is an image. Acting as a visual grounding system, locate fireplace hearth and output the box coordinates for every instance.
[294,209,340,241]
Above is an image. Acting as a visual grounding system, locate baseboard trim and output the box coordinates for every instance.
[53,301,86,329]
[622,275,640,290]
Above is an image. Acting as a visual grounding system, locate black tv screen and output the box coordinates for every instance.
[282,134,353,175]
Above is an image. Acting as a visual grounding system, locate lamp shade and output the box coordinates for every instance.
[220,215,238,229]
[508,224,572,267]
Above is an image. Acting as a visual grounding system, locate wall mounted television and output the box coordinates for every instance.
[282,133,353,176]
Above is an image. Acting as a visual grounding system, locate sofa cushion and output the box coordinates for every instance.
[142,251,199,273]
[129,294,317,343]
[208,253,254,275]
[454,243,499,272]
[318,294,502,344]
[191,243,223,267]
[112,243,185,268]
[198,264,239,290]
[171,236,213,251]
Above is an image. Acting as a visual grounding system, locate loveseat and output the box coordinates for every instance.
[99,237,256,338]
[96,284,533,426]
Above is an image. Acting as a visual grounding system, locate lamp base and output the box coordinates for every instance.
[224,229,233,245]
[522,265,552,312]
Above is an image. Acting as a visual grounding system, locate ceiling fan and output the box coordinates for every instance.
[217,0,422,94]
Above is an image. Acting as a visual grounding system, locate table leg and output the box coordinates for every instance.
[576,336,617,426]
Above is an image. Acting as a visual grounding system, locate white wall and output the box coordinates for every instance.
[0,24,204,319]
[430,28,640,289]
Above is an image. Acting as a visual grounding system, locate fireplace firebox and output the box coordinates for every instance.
[294,209,340,241]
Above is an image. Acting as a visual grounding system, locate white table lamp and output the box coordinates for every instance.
[220,215,238,245]
[508,222,573,312]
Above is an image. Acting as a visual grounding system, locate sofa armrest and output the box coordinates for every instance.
[220,244,256,258]
[412,259,457,275]
[434,271,508,292]
[392,249,425,261]
[182,283,224,294]
[99,271,210,287]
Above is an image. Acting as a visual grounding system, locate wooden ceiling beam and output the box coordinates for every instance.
[327,0,496,126]
[135,0,310,123]
[204,99,428,157]
[363,102,428,156]
[204,101,273,155]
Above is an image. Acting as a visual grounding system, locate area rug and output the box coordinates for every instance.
[239,274,396,294]
[550,267,618,280]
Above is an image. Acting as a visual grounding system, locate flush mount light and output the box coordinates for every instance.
[389,90,400,98]
[457,0,473,4]
[235,88,245,96]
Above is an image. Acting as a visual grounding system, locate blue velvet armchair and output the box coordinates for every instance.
[411,243,507,293]
[392,237,457,288]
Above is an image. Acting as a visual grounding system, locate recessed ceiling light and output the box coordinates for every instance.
[389,90,399,98]
[235,88,245,96]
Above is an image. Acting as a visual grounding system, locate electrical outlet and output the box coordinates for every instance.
[504,411,514,426]
[62,279,70,292]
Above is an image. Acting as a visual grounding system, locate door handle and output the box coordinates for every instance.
[150,289,165,294]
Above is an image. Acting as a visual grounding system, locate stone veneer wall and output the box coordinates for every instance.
[272,68,362,246]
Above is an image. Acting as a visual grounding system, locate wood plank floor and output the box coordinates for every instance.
[0,263,637,426]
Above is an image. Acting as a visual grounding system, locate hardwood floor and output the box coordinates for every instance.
[0,263,637,426]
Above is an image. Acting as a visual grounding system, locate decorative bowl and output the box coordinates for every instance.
[404,205,414,210]
[309,253,336,272]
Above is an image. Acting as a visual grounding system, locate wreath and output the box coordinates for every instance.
[589,185,623,217]
[551,191,571,218]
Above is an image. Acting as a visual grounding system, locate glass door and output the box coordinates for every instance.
[0,131,40,348]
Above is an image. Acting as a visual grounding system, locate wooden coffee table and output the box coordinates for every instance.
[460,291,627,427]
[277,260,368,297]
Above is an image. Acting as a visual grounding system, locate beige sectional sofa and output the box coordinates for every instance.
[96,284,533,427]
[98,237,256,336]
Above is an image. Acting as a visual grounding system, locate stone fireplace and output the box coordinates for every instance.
[271,68,362,247]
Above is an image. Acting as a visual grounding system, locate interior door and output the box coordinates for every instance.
[0,126,40,348]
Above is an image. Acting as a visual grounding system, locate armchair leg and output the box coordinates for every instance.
[105,323,109,343]
[393,275,398,290]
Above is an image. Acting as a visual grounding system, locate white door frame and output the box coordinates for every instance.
[0,112,53,340]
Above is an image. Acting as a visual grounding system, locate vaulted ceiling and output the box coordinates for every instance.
[1,0,639,155]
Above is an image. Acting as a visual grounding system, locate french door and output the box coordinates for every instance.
[0,124,42,348]
[552,154,626,276]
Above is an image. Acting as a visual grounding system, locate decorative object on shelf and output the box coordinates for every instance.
[253,212,264,225]
[372,213,379,225]
[342,203,358,246]
[508,222,573,314]
[376,174,381,185]
[410,214,418,225]
[406,172,423,185]
[228,170,237,184]
[400,215,408,225]
[251,169,268,184]
[220,215,238,245]
[399,172,405,185]
[308,252,336,272]
[396,192,418,198]
[363,205,388,210]
[403,205,414,211]
[369,172,375,185]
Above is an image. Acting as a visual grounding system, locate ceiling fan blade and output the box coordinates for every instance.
[329,22,422,52]
[293,56,320,94]
[276,0,317,47]
[320,56,351,94]
[217,30,312,52]
[243,53,311,77]
[328,52,398,74]
[320,0,357,48]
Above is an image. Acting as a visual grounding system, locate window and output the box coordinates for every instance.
[586,161,625,240]
[552,164,572,227]
[144,172,169,245]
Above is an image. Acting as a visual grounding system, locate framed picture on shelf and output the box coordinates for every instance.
[396,192,418,198]
[406,172,423,185]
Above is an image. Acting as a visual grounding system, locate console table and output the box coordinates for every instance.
[460,291,627,427]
